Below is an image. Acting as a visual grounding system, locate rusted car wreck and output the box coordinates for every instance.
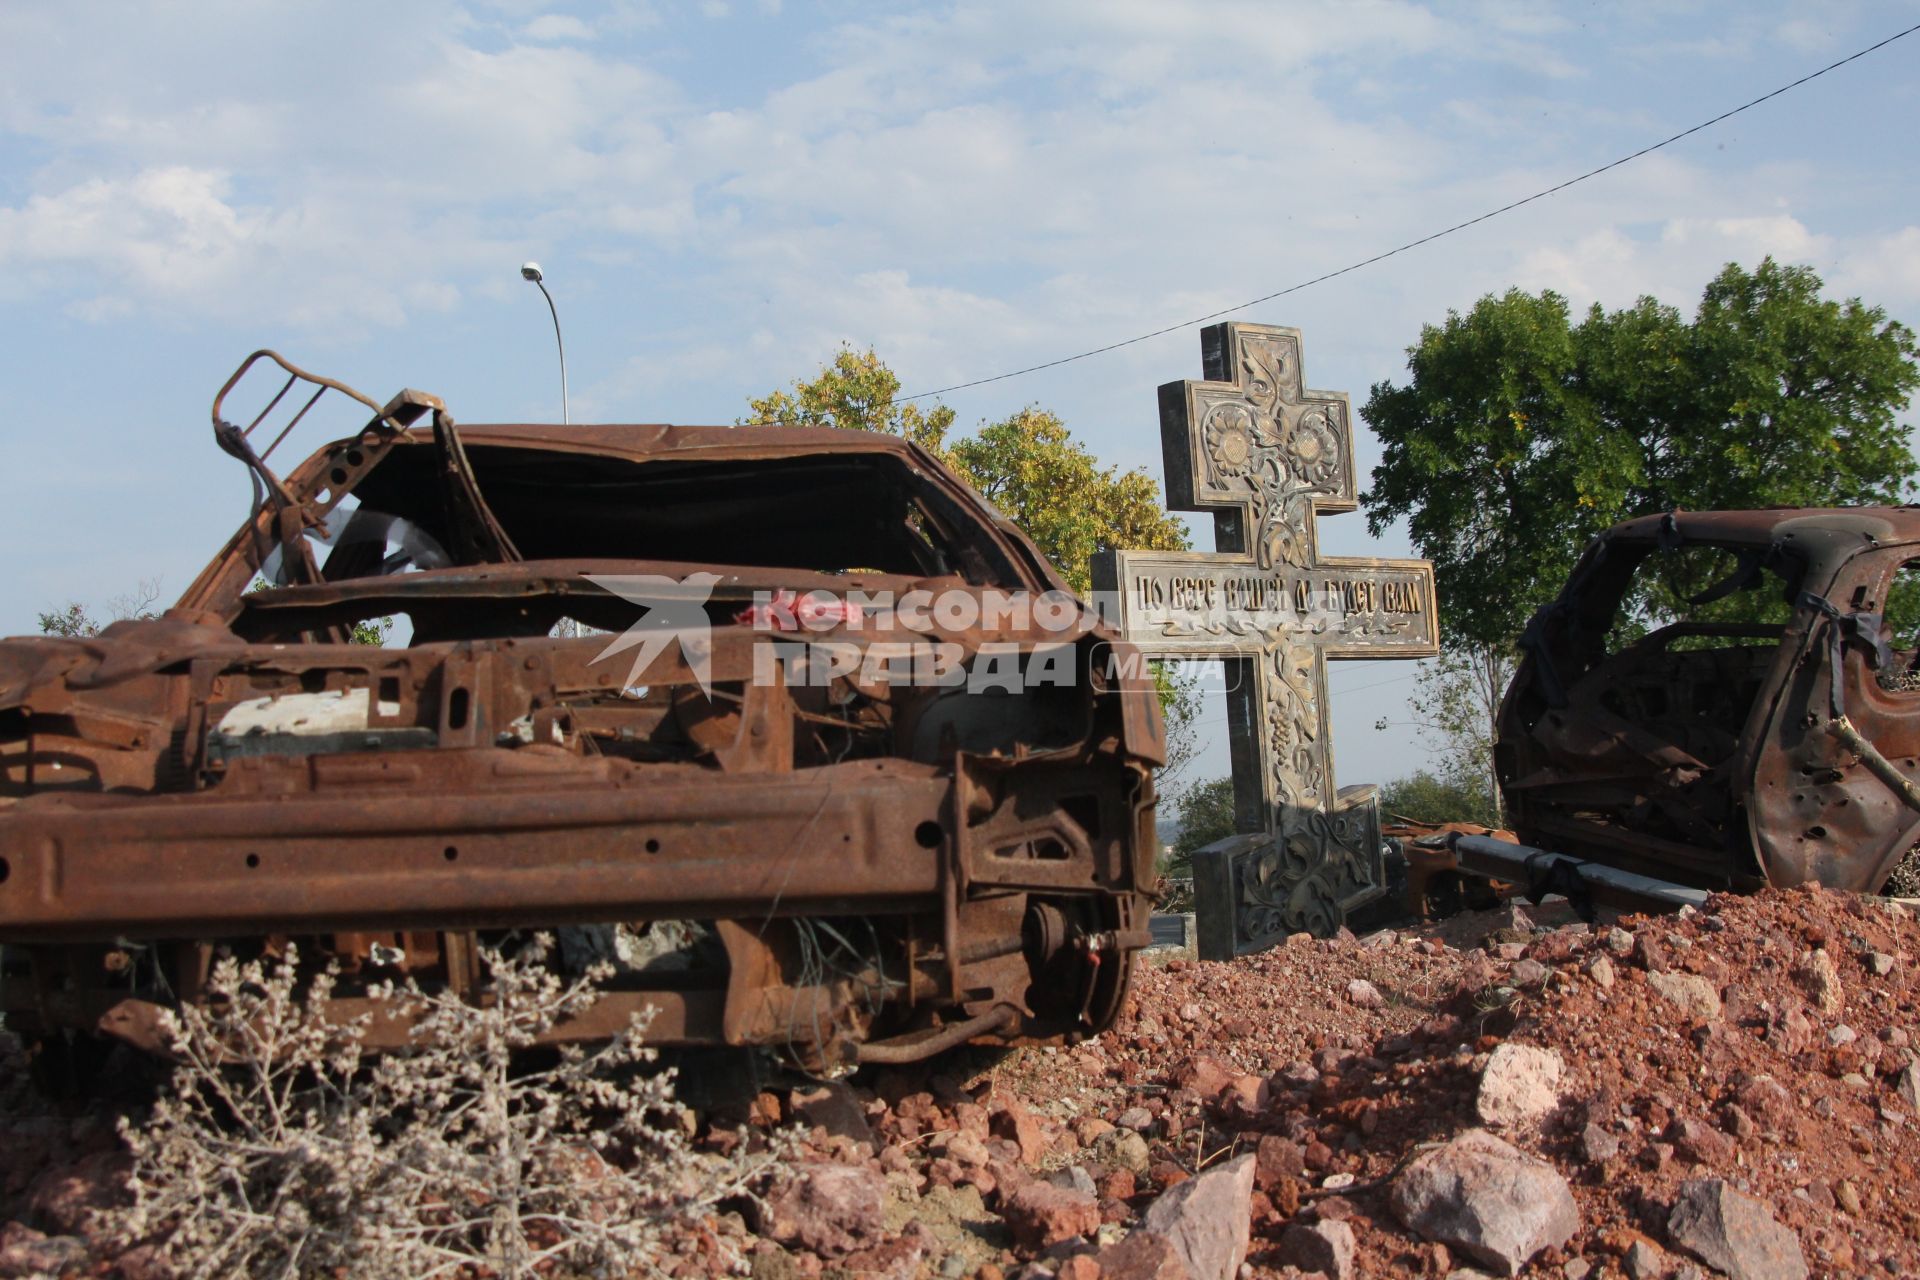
[1490,507,1920,902]
[0,353,1162,1073]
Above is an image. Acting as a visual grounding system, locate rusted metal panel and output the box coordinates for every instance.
[0,351,1161,1071]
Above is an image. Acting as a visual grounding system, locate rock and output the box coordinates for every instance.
[1098,1166,1137,1201]
[758,1161,887,1256]
[1116,1106,1154,1132]
[1579,1123,1620,1165]
[1587,955,1616,990]
[1222,1074,1268,1111]
[1867,951,1897,976]
[1669,1116,1734,1167]
[25,1149,128,1239]
[1096,1230,1195,1280]
[0,1223,89,1280]
[791,1081,874,1145]
[1737,1077,1795,1130]
[1606,927,1634,956]
[1001,1179,1101,1251]
[1666,1179,1808,1280]
[1046,1165,1099,1197]
[1510,959,1550,988]
[1835,1179,1863,1216]
[1346,978,1384,1008]
[1797,949,1843,1015]
[1475,1043,1564,1128]
[992,1103,1049,1165]
[1094,1128,1152,1175]
[1138,1152,1256,1280]
[840,1220,937,1280]
[947,1132,991,1167]
[1624,1239,1666,1279]
[1254,1134,1304,1188]
[1647,972,1722,1023]
[1173,1055,1234,1099]
[1276,1218,1356,1280]
[1390,1129,1579,1277]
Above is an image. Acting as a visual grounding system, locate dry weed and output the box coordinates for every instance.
[106,936,785,1279]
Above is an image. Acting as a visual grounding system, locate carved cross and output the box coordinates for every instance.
[1093,322,1437,958]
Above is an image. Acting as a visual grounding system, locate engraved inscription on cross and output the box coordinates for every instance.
[1092,322,1437,959]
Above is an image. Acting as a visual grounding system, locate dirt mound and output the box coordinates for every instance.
[6,885,1917,1277]
[729,886,1917,1276]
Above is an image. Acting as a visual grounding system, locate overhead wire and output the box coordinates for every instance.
[890,21,1920,404]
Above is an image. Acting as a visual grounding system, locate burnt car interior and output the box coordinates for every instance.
[0,352,1160,1081]
[1501,531,1806,883]
[236,443,1011,643]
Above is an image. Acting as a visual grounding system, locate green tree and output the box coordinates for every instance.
[1376,767,1498,829]
[38,579,163,637]
[1363,258,1920,649]
[745,347,956,452]
[1163,775,1237,878]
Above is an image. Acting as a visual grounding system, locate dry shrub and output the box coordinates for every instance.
[106,936,784,1278]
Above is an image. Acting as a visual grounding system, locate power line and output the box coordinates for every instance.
[1185,666,1422,730]
[1332,669,1422,696]
[894,21,1920,404]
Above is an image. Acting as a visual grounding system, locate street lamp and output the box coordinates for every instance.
[520,261,569,425]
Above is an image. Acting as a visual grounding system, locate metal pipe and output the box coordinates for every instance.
[1449,833,1712,912]
[856,1004,1016,1064]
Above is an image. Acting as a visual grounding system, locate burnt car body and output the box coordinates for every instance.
[0,353,1162,1072]
[1497,507,1920,898]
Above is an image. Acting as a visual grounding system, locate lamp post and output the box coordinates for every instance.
[520,262,568,425]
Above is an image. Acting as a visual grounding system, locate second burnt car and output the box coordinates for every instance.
[1495,507,1920,899]
[0,352,1164,1073]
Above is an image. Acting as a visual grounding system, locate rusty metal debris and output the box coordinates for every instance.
[1494,507,1920,903]
[0,352,1164,1073]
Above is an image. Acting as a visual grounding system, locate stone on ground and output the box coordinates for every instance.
[1137,1152,1256,1280]
[1389,1129,1578,1277]
[1276,1217,1356,1280]
[1096,1229,1194,1279]
[789,1081,874,1145]
[757,1161,887,1256]
[1666,1178,1807,1280]
[1000,1179,1100,1251]
[1475,1043,1565,1127]
[1647,972,1722,1023]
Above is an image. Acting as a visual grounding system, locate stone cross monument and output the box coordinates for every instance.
[1093,322,1438,959]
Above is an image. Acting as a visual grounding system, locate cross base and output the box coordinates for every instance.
[1191,784,1386,960]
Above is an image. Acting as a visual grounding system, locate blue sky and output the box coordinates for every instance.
[3,1,1918,788]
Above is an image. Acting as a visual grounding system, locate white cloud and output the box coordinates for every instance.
[1833,226,1920,310]
[522,13,594,41]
